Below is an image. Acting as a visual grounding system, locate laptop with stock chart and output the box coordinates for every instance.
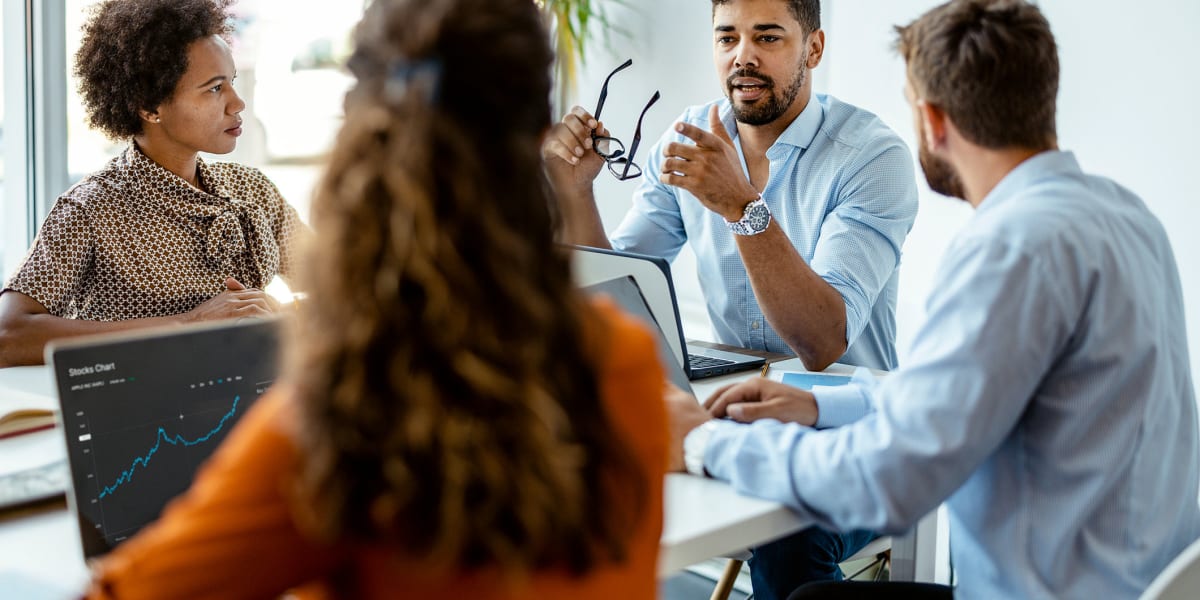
[47,318,280,559]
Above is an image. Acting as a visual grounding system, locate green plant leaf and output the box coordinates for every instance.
[541,0,634,112]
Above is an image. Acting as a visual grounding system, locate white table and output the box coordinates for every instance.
[0,366,88,596]
[1,361,936,589]
[656,359,851,574]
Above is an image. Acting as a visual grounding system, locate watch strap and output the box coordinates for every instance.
[726,195,771,236]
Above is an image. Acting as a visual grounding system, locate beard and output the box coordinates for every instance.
[918,137,966,200]
[727,63,807,126]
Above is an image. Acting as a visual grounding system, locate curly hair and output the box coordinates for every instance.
[74,0,233,139]
[289,0,647,576]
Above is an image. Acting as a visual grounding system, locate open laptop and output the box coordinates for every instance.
[572,246,765,379]
[46,318,280,559]
[582,276,694,393]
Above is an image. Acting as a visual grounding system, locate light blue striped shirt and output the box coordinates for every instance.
[610,94,917,370]
[704,151,1200,599]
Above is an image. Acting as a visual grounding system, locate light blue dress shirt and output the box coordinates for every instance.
[610,94,917,370]
[703,151,1200,599]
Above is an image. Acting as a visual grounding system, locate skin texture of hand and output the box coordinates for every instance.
[539,106,614,247]
[182,277,279,323]
[704,377,818,426]
[661,105,761,221]
[542,106,611,195]
[0,277,279,367]
[664,383,713,472]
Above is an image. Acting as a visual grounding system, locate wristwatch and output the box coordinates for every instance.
[683,420,720,477]
[726,195,771,236]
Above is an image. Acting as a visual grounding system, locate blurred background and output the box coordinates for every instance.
[3,0,1198,391]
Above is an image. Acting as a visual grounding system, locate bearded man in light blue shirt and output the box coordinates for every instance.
[543,0,917,374]
[543,1,917,597]
[670,1,1200,598]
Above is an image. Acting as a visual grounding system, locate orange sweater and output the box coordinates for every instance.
[88,301,667,599]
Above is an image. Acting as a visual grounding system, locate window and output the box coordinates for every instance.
[1,2,21,279]
[1,7,7,269]
[2,2,67,281]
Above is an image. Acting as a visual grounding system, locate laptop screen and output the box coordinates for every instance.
[48,319,280,558]
[571,245,687,368]
[582,276,693,393]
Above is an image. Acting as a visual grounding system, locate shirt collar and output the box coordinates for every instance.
[124,143,232,202]
[719,92,824,152]
[976,149,1082,215]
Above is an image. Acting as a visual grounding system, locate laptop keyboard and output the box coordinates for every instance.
[687,354,736,369]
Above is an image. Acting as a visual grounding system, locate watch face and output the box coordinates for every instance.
[746,202,770,233]
[726,198,771,236]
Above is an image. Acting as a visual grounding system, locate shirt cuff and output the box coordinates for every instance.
[702,419,749,482]
[814,384,873,428]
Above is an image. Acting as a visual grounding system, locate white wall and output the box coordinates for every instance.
[579,0,1200,395]
[568,2,717,337]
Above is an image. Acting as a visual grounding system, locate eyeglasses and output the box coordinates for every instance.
[592,59,661,181]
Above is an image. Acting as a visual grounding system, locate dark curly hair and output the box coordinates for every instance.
[74,0,233,139]
[290,0,647,576]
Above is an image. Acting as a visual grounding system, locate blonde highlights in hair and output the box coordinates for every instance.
[287,0,645,575]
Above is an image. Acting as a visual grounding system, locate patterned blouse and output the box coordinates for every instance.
[4,144,305,321]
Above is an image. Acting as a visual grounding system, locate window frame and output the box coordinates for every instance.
[3,0,69,279]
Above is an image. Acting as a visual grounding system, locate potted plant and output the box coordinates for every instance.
[538,0,626,112]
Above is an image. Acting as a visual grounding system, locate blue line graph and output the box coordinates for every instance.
[98,396,241,499]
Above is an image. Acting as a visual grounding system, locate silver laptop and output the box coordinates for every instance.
[46,318,280,559]
[572,246,765,379]
[582,276,694,393]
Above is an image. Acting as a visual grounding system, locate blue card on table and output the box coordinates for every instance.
[780,372,852,390]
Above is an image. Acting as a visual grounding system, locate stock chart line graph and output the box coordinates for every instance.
[98,396,241,499]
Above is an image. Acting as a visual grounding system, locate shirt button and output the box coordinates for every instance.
[751,320,761,330]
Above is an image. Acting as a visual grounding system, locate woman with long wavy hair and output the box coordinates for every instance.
[85,0,667,597]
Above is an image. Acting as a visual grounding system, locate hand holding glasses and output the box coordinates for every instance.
[592,59,661,181]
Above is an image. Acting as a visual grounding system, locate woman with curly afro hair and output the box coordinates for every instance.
[0,0,306,367]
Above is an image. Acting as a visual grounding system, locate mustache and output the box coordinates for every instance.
[726,68,775,90]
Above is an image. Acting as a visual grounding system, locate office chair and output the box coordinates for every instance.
[1140,537,1200,600]
[709,536,893,600]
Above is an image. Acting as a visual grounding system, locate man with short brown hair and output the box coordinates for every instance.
[669,1,1200,597]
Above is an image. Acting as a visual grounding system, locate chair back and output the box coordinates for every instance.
[1141,537,1200,600]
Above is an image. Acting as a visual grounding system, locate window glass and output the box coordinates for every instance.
[1,6,7,268]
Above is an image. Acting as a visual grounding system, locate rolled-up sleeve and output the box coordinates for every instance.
[810,141,917,346]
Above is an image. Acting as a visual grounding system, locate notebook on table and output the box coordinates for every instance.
[45,318,280,560]
[571,246,765,379]
[0,373,65,510]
